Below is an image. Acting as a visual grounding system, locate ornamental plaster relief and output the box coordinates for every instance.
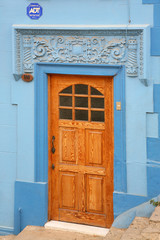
[13,27,145,79]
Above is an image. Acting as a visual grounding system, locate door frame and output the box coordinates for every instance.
[34,63,126,217]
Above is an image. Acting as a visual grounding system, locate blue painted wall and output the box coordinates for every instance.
[113,192,149,219]
[146,84,160,198]
[144,0,160,212]
[14,181,48,234]
[143,0,160,55]
[1,0,160,234]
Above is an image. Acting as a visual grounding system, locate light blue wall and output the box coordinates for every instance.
[146,113,158,138]
[0,104,17,231]
[126,77,153,196]
[0,0,159,233]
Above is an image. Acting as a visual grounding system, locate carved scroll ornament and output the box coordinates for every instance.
[14,28,144,78]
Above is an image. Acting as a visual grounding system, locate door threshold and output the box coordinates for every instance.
[45,221,109,237]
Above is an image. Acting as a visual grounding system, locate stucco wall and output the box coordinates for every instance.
[0,0,159,233]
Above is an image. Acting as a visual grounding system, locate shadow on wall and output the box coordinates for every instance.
[112,195,160,228]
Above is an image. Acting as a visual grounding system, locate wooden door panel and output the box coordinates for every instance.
[60,172,78,210]
[77,129,85,165]
[48,74,114,228]
[59,209,106,227]
[59,128,76,163]
[78,173,85,212]
[86,175,104,213]
[86,130,104,166]
[59,164,106,175]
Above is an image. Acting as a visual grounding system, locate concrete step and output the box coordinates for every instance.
[45,221,109,237]
[120,217,149,240]
[14,225,107,240]
[141,222,160,240]
[140,207,160,240]
[104,227,126,240]
[149,206,160,223]
[0,235,16,240]
[4,207,160,240]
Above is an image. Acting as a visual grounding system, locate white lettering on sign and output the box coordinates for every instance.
[29,7,40,14]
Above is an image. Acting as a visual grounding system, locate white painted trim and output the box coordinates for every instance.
[13,24,150,30]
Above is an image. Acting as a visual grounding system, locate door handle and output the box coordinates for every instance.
[52,164,55,170]
[52,136,55,154]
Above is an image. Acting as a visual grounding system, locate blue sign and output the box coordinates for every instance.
[27,3,42,20]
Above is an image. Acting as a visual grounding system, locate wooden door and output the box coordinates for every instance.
[48,74,114,228]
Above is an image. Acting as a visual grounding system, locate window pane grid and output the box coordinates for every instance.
[60,85,72,94]
[59,106,73,109]
[88,85,91,122]
[72,84,75,121]
[59,94,104,98]
[91,108,105,111]
[59,107,104,111]
[59,84,105,122]
[75,107,89,110]
[59,93,72,97]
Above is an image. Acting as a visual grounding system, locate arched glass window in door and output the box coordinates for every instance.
[59,84,104,122]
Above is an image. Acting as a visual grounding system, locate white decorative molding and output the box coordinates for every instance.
[13,25,149,80]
